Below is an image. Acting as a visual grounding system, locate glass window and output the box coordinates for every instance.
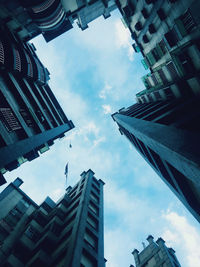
[24,225,40,242]
[87,212,98,230]
[91,192,99,204]
[84,228,98,250]
[88,201,99,216]
[80,249,97,267]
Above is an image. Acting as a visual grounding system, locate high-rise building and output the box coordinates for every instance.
[112,96,200,223]
[116,0,200,102]
[112,0,200,223]
[0,169,105,267]
[0,24,74,186]
[130,235,181,267]
[0,0,118,185]
[0,0,116,43]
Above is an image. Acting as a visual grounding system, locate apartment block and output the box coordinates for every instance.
[113,0,200,223]
[116,0,200,102]
[0,169,105,267]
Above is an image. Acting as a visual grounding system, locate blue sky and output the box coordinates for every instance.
[2,10,200,267]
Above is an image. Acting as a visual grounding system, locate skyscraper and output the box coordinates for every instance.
[116,0,200,102]
[130,235,181,267]
[112,0,200,223]
[0,19,74,186]
[112,96,200,223]
[0,169,105,267]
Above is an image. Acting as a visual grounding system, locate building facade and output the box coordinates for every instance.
[112,0,200,223]
[130,235,181,267]
[0,23,74,186]
[116,0,200,102]
[0,169,105,267]
[112,96,200,223]
[0,0,116,43]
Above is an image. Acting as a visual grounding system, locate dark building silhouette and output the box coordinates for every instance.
[0,169,105,267]
[130,235,181,267]
[0,0,116,43]
[0,16,74,185]
[112,0,200,223]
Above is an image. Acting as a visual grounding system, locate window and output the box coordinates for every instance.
[91,192,99,204]
[152,48,161,61]
[92,184,100,195]
[92,178,100,188]
[146,51,156,66]
[80,249,97,267]
[166,61,179,80]
[87,212,98,230]
[164,28,179,48]
[34,211,48,227]
[16,198,30,212]
[157,8,166,21]
[24,225,40,242]
[84,228,98,250]
[4,207,22,227]
[141,8,149,19]
[88,201,99,216]
[158,40,167,55]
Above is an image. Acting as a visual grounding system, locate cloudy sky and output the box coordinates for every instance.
[2,9,200,267]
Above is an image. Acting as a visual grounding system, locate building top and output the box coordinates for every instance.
[131,235,181,267]
[0,177,38,208]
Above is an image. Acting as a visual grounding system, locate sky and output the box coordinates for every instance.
[1,9,200,267]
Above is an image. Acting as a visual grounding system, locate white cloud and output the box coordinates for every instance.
[102,104,112,114]
[115,20,134,61]
[99,83,112,99]
[93,136,106,147]
[162,211,200,267]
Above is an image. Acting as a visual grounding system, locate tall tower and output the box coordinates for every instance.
[112,0,200,223]
[0,19,74,186]
[131,235,181,267]
[112,97,200,223]
[0,169,105,267]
